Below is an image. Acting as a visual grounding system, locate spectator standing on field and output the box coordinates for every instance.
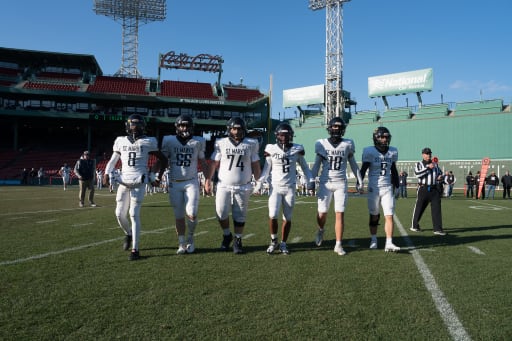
[74,150,97,207]
[501,171,512,199]
[485,171,499,199]
[37,167,44,185]
[21,168,29,185]
[446,171,456,198]
[397,170,408,198]
[466,171,475,198]
[29,167,37,185]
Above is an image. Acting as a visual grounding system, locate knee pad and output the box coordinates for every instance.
[369,214,380,227]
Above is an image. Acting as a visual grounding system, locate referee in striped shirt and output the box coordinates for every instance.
[410,147,446,235]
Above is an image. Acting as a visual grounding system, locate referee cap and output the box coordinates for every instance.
[421,147,432,154]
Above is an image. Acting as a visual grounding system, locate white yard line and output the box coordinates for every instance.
[467,246,485,255]
[394,214,472,341]
[0,205,267,266]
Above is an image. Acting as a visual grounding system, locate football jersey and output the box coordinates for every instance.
[313,138,356,182]
[362,146,398,188]
[111,135,158,182]
[161,135,206,181]
[262,143,311,187]
[212,137,259,186]
[60,166,70,176]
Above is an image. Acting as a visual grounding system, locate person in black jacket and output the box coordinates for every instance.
[501,171,512,199]
[465,171,475,198]
[74,150,97,207]
[485,171,499,200]
[410,147,446,235]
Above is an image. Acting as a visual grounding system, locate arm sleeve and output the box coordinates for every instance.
[104,152,121,175]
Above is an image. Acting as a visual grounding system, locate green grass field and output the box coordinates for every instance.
[1,185,511,340]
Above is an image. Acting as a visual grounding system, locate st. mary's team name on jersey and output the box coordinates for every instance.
[362,146,398,187]
[113,136,158,179]
[263,143,310,186]
[212,137,259,186]
[314,138,356,182]
[161,135,206,181]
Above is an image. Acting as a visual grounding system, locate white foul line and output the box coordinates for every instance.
[394,214,472,341]
[0,205,267,266]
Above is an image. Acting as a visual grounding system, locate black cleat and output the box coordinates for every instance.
[220,233,233,251]
[233,237,243,254]
[129,250,140,261]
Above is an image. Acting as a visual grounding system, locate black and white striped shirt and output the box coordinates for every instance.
[415,161,442,186]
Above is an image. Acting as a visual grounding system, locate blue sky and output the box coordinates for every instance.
[1,0,511,119]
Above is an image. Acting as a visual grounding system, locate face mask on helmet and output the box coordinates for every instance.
[327,117,346,139]
[373,127,392,152]
[175,115,194,139]
[275,124,293,147]
[227,118,247,141]
[125,115,146,139]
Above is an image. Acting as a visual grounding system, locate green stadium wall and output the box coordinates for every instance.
[288,100,512,189]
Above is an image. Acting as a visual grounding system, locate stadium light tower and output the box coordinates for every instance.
[93,0,166,78]
[309,0,350,123]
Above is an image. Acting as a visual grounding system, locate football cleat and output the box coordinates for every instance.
[279,242,290,255]
[410,226,422,232]
[129,250,140,261]
[176,245,187,255]
[233,237,243,254]
[433,230,447,236]
[315,229,324,247]
[334,245,346,256]
[186,236,195,254]
[384,243,400,252]
[266,239,278,254]
[220,233,233,251]
[369,241,378,249]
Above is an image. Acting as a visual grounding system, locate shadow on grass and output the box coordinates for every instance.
[405,224,512,249]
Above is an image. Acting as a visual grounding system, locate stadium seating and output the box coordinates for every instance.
[350,110,378,123]
[454,99,503,115]
[223,86,264,102]
[378,107,411,121]
[23,81,80,92]
[159,80,218,100]
[414,103,449,118]
[87,76,148,95]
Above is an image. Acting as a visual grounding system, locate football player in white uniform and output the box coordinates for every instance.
[161,114,210,255]
[311,117,363,256]
[257,123,313,255]
[103,114,168,261]
[360,127,400,252]
[58,163,71,190]
[205,117,261,254]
